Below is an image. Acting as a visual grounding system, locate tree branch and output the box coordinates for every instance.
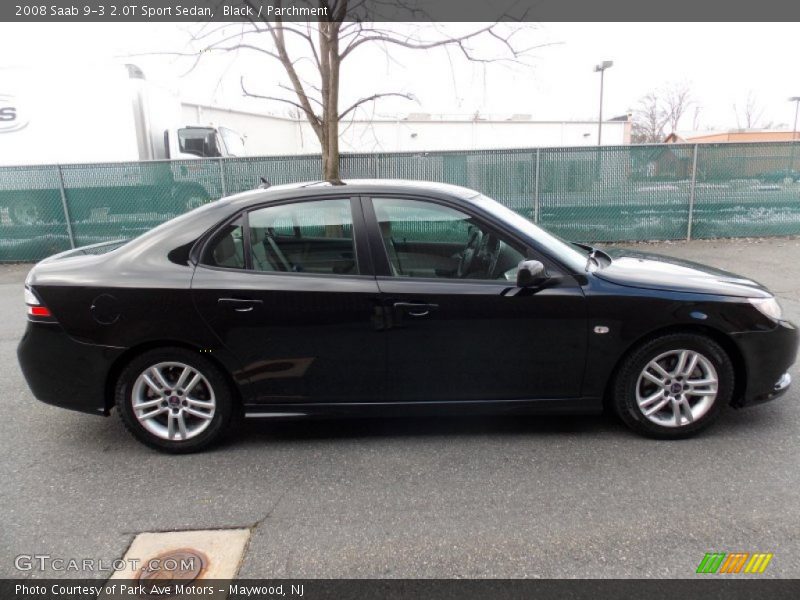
[341,24,496,59]
[262,13,324,140]
[339,92,416,120]
[240,76,321,126]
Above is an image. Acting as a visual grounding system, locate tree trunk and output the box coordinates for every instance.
[324,123,341,182]
[319,21,342,184]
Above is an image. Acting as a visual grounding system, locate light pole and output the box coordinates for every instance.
[789,97,800,176]
[594,60,614,145]
[790,97,800,140]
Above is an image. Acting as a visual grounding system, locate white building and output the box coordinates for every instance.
[181,102,632,156]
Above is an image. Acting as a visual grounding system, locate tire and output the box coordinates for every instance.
[115,347,237,453]
[612,333,734,439]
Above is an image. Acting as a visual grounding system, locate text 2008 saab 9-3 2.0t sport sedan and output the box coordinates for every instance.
[17,180,798,452]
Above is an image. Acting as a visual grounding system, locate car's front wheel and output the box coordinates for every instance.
[116,348,236,453]
[612,333,734,439]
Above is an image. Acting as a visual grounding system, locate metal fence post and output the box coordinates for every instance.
[533,148,541,223]
[687,144,699,241]
[56,165,76,249]
[218,158,228,197]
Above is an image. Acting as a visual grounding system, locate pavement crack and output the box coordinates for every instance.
[103,533,137,584]
[250,481,294,531]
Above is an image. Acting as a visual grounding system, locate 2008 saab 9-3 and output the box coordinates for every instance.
[17,180,797,452]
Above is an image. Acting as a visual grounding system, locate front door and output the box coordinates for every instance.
[364,195,587,403]
[191,197,384,405]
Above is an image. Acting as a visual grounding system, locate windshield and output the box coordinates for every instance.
[471,194,588,272]
[219,127,246,157]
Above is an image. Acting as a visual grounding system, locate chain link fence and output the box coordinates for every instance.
[2,141,799,262]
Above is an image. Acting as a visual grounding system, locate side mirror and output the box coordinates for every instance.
[516,260,547,288]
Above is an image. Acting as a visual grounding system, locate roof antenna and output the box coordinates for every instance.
[259,177,271,189]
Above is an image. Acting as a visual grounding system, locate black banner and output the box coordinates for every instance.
[3,0,800,22]
[2,579,800,600]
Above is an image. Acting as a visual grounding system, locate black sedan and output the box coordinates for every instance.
[17,180,798,452]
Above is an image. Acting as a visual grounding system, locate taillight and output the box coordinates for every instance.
[25,286,53,320]
[28,306,52,317]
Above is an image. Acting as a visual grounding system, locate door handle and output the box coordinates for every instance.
[393,302,439,317]
[218,298,263,312]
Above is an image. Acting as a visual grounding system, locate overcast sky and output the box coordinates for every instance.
[2,22,799,131]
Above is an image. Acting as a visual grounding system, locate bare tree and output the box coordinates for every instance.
[734,90,765,129]
[159,2,539,182]
[663,82,692,134]
[631,92,668,143]
[631,81,694,143]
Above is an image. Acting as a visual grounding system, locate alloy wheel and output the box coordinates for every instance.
[131,361,216,441]
[635,349,718,428]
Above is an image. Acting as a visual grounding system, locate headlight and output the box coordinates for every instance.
[749,297,782,320]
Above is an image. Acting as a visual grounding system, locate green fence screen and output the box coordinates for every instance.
[2,141,800,261]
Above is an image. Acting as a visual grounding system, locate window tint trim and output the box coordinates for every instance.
[374,274,518,288]
[360,194,392,277]
[351,195,375,277]
[241,210,253,271]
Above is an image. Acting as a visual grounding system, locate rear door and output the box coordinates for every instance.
[363,194,587,403]
[191,196,385,405]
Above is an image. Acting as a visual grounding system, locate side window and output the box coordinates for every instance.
[248,199,358,275]
[177,127,221,158]
[372,197,526,281]
[219,127,245,157]
[204,219,245,269]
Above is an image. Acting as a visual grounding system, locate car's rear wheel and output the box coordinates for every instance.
[116,347,236,453]
[612,333,734,439]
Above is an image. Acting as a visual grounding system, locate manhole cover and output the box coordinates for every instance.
[137,548,207,584]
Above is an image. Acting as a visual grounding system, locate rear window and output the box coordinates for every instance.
[204,219,245,269]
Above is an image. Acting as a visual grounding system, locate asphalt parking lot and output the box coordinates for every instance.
[1,237,800,579]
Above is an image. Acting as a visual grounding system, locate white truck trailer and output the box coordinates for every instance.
[0,63,246,224]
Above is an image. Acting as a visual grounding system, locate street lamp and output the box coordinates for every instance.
[788,97,800,177]
[594,60,614,145]
[790,97,800,141]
